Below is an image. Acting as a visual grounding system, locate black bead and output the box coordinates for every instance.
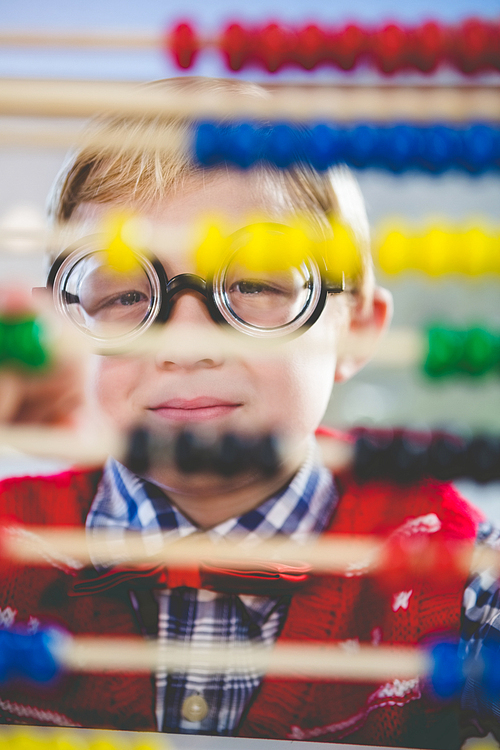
[254,434,280,477]
[212,433,247,476]
[353,431,394,482]
[174,431,207,473]
[427,434,467,481]
[389,434,429,484]
[125,427,150,475]
[465,436,500,483]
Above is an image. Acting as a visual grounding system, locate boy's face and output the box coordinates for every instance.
[75,172,353,505]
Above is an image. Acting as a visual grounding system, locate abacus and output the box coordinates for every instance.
[0,2,499,748]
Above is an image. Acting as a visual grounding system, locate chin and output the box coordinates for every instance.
[145,468,259,497]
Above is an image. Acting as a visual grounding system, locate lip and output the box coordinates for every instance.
[148,397,243,423]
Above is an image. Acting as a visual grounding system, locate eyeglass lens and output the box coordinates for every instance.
[61,251,155,337]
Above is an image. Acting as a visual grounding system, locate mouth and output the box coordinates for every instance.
[147,397,243,423]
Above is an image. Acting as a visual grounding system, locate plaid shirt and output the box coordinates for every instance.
[461,521,500,733]
[87,440,337,735]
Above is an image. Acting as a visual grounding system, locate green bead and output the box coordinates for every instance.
[462,327,499,376]
[0,316,49,370]
[424,326,465,378]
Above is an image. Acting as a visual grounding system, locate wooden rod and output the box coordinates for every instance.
[2,521,492,578]
[56,635,430,681]
[0,80,498,122]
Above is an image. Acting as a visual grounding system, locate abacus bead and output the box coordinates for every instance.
[307,124,344,171]
[226,123,261,168]
[194,122,224,166]
[481,642,500,698]
[220,23,253,71]
[125,427,150,476]
[427,435,466,481]
[345,124,381,169]
[255,23,291,72]
[353,431,393,482]
[451,19,492,74]
[330,24,366,70]
[465,436,500,483]
[170,23,199,70]
[23,631,59,683]
[175,432,206,473]
[377,229,410,274]
[263,123,298,168]
[213,434,247,477]
[407,21,445,73]
[461,124,500,173]
[418,126,462,173]
[462,328,498,375]
[425,327,467,377]
[295,24,328,69]
[389,434,429,484]
[382,125,421,172]
[0,631,13,682]
[254,434,280,477]
[371,24,409,74]
[4,319,48,369]
[429,641,464,699]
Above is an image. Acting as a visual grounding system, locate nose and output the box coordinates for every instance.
[154,285,224,371]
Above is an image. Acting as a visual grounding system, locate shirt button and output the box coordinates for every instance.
[181,693,209,723]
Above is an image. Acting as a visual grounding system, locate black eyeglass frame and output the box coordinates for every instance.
[44,231,346,345]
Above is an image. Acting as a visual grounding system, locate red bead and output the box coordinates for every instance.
[328,24,367,70]
[407,21,446,73]
[371,23,409,74]
[220,23,253,71]
[255,23,294,72]
[295,24,328,69]
[169,22,199,69]
[450,18,494,73]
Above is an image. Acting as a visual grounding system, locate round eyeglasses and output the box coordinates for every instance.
[45,223,345,345]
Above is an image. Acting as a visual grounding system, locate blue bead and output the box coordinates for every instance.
[0,627,60,684]
[482,647,500,697]
[24,631,60,683]
[429,641,464,699]
[344,124,382,169]
[418,126,462,173]
[307,124,345,171]
[381,124,421,172]
[461,124,500,173]
[225,122,261,169]
[194,122,224,166]
[263,123,299,168]
[0,631,13,682]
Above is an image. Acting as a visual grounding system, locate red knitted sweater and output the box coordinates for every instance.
[0,449,482,748]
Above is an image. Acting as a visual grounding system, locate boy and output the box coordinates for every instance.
[0,77,486,747]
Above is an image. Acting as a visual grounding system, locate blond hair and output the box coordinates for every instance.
[48,77,374,308]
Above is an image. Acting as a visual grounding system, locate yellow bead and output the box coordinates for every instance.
[376,228,410,275]
[50,729,87,750]
[419,228,453,276]
[457,228,491,275]
[321,219,361,282]
[102,211,143,274]
[194,222,228,278]
[232,223,310,273]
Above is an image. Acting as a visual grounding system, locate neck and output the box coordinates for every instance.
[152,439,310,529]
[166,466,298,529]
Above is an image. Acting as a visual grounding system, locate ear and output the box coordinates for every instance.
[335,286,393,383]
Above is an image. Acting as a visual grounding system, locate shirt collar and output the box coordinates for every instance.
[87,437,337,551]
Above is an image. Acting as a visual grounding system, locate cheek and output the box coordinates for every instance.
[87,356,145,429]
[250,329,337,438]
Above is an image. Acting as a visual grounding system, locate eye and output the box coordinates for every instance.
[113,291,146,306]
[234,280,277,295]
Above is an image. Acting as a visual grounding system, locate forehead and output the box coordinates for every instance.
[71,170,295,265]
